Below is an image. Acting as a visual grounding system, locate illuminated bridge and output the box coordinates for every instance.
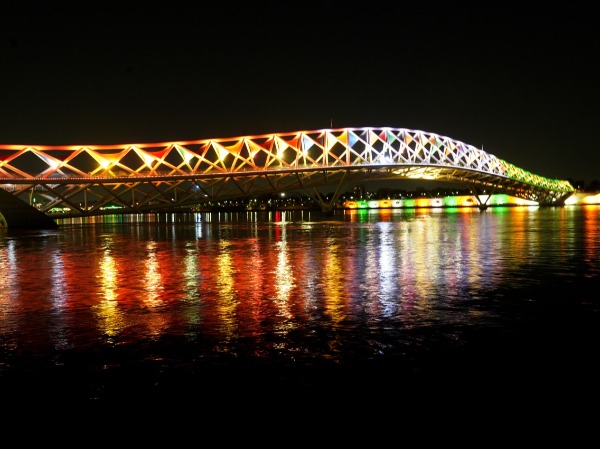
[0,126,575,227]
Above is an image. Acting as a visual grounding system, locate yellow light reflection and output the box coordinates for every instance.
[182,245,201,303]
[583,206,599,271]
[510,207,540,268]
[274,228,294,327]
[215,240,238,344]
[0,239,17,306]
[99,248,118,302]
[143,241,164,307]
[323,240,346,323]
[94,245,123,338]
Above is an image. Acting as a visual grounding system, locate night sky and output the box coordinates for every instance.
[1,1,598,184]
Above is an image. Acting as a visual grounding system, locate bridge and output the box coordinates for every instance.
[0,126,575,228]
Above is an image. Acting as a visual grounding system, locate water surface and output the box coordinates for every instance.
[1,206,599,413]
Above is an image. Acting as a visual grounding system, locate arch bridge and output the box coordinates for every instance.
[0,126,575,227]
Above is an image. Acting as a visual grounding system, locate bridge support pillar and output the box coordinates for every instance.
[0,187,58,229]
[320,205,335,215]
[308,173,348,215]
[467,183,494,212]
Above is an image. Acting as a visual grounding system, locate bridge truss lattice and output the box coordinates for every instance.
[0,127,575,217]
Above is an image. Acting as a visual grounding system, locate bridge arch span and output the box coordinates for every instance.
[0,127,575,224]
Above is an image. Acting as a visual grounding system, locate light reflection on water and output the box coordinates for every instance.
[1,205,599,406]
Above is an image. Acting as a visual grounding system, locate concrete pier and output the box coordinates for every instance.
[0,188,58,229]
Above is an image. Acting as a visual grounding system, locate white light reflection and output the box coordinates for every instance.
[182,243,201,304]
[414,220,442,301]
[376,221,399,316]
[274,225,295,327]
[297,224,320,311]
[49,249,68,308]
[195,214,203,238]
[0,239,18,307]
[396,222,419,305]
[49,248,70,350]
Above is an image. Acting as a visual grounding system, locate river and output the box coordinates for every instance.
[1,206,599,422]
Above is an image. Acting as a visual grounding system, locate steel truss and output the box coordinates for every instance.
[0,127,575,217]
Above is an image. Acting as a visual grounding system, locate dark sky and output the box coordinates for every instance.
[1,1,598,184]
